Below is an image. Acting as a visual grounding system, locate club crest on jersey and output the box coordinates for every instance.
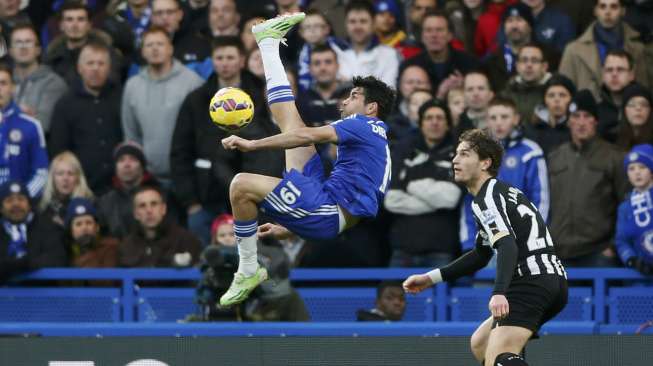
[480,210,496,226]
[504,156,518,169]
[9,129,22,143]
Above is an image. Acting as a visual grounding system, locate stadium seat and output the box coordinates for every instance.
[297,287,434,321]
[136,288,198,322]
[608,287,653,324]
[0,288,120,322]
[449,287,593,321]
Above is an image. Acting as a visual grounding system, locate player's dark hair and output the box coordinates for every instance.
[458,129,504,177]
[58,0,90,20]
[376,280,402,299]
[418,99,452,128]
[352,76,396,121]
[345,0,375,18]
[211,35,245,55]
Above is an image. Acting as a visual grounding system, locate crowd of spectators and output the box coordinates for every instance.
[1,0,653,286]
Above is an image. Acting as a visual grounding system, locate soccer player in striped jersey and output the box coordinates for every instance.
[218,13,395,307]
[403,129,568,366]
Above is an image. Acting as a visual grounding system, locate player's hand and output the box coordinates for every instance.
[402,274,433,294]
[258,223,294,240]
[221,135,255,152]
[489,294,509,319]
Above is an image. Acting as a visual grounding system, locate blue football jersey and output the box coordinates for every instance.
[325,114,391,217]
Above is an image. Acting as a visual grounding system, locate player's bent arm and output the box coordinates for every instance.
[426,245,494,284]
[252,126,338,150]
[492,234,518,295]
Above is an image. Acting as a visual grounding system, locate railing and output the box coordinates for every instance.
[8,267,650,324]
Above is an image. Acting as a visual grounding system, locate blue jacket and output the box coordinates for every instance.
[615,187,653,265]
[460,130,549,250]
[0,102,49,197]
[496,5,575,52]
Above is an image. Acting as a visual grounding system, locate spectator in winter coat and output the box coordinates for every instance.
[597,49,637,143]
[49,41,123,194]
[384,99,462,267]
[9,24,68,135]
[65,197,119,268]
[0,180,67,282]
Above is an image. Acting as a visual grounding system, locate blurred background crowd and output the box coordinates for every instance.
[0,0,652,300]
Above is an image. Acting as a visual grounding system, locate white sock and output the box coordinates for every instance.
[234,220,259,276]
[258,38,292,93]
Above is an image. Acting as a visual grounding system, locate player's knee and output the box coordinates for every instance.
[494,352,528,365]
[229,173,254,201]
[470,328,488,358]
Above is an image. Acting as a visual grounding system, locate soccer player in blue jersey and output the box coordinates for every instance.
[218,13,395,307]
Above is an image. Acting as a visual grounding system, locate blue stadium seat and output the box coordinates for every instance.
[136,288,198,322]
[297,287,434,322]
[0,288,120,322]
[450,287,593,322]
[608,287,653,324]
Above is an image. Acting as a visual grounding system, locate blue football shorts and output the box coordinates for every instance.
[260,154,345,240]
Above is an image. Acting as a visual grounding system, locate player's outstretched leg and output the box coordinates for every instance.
[219,173,282,307]
[484,326,531,366]
[253,13,317,172]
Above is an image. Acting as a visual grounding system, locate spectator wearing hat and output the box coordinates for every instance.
[374,0,420,59]
[559,0,650,101]
[210,213,235,247]
[119,184,201,268]
[65,197,119,268]
[597,50,637,143]
[615,144,653,275]
[615,84,653,150]
[524,73,575,156]
[0,63,49,198]
[473,0,517,58]
[97,141,159,239]
[49,40,123,195]
[384,100,462,267]
[549,89,628,267]
[483,2,558,92]
[0,180,67,282]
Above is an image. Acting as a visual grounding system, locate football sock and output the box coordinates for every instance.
[234,219,259,276]
[258,38,294,104]
[495,352,528,365]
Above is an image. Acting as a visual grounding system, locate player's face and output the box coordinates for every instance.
[376,286,406,321]
[133,190,167,230]
[340,87,367,117]
[452,141,487,184]
[628,162,653,190]
[625,96,651,127]
[487,105,519,140]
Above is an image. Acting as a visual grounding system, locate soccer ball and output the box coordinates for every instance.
[209,87,255,131]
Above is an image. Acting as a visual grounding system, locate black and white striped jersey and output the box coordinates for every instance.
[472,178,566,278]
